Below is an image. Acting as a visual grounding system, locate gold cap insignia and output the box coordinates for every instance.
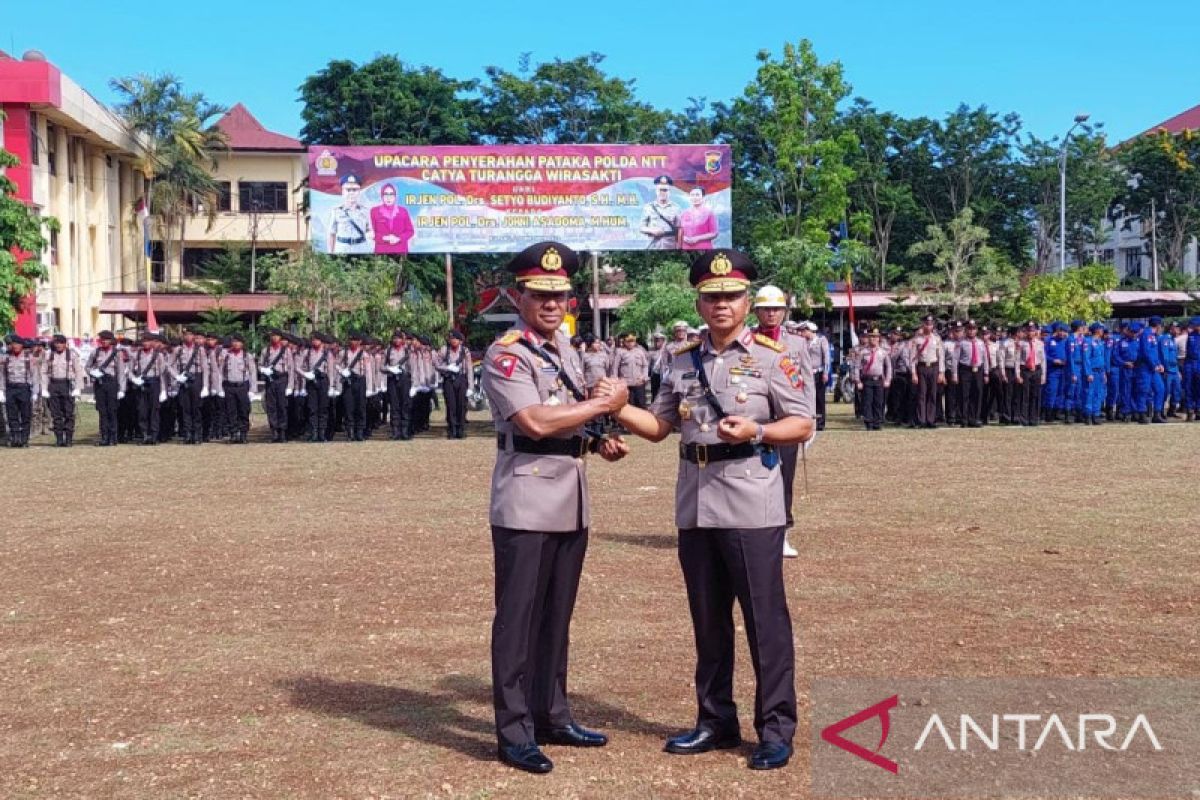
[710,253,733,276]
[541,247,563,272]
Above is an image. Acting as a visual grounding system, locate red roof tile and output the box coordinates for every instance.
[1136,102,1200,138]
[216,103,303,151]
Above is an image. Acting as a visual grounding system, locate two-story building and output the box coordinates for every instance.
[0,49,146,338]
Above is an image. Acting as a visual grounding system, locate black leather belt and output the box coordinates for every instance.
[223,381,249,388]
[336,237,365,245]
[679,441,765,466]
[498,433,588,457]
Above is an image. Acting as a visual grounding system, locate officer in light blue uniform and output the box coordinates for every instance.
[1162,321,1183,417]
[1115,323,1141,421]
[1042,322,1068,421]
[1082,323,1107,425]
[1186,317,1200,421]
[1064,320,1087,423]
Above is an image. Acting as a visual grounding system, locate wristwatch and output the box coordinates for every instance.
[752,423,765,445]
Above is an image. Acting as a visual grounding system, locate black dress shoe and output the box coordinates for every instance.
[536,722,608,748]
[497,743,553,774]
[664,727,741,755]
[749,741,793,770]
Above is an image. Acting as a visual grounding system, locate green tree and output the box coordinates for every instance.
[298,56,480,145]
[480,52,671,144]
[196,305,245,337]
[1020,127,1122,272]
[906,208,1019,318]
[728,41,857,245]
[1004,264,1117,323]
[0,121,54,331]
[1117,129,1200,271]
[110,73,228,284]
[614,261,699,336]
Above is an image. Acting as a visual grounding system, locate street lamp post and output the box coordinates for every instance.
[1059,113,1090,273]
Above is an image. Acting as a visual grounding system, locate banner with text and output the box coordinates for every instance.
[308,144,732,255]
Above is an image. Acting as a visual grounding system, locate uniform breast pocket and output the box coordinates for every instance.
[722,459,772,480]
[514,458,568,479]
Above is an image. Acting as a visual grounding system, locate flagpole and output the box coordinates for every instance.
[144,178,153,334]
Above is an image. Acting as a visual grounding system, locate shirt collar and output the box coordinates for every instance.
[701,326,754,356]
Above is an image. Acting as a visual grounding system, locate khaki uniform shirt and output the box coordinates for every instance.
[889,340,913,373]
[482,320,591,533]
[649,328,815,530]
[216,350,257,387]
[609,346,649,386]
[170,344,210,394]
[1017,339,1047,383]
[943,339,961,373]
[0,351,41,393]
[997,338,1018,371]
[956,337,990,371]
[259,345,294,390]
[297,346,337,391]
[853,345,893,383]
[582,351,609,389]
[85,345,128,392]
[338,346,377,395]
[40,349,82,394]
[129,348,167,382]
[434,345,474,392]
[910,333,945,372]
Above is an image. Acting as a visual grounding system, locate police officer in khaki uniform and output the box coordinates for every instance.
[41,334,82,447]
[128,333,169,445]
[338,330,376,442]
[435,331,473,439]
[609,333,650,408]
[169,328,210,445]
[909,315,945,429]
[214,334,257,444]
[259,329,294,443]
[1014,321,1047,426]
[381,330,413,440]
[86,330,128,446]
[1,336,42,448]
[481,241,630,775]
[853,328,893,430]
[605,249,815,771]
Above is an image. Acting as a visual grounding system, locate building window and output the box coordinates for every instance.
[238,181,288,213]
[30,114,39,165]
[1123,248,1143,279]
[150,242,166,284]
[68,138,77,183]
[46,124,57,176]
[49,227,59,266]
[1101,249,1114,264]
[189,182,232,214]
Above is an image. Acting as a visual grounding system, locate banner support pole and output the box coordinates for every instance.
[445,253,454,325]
[591,251,600,336]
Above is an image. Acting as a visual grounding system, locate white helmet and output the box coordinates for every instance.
[753,285,788,309]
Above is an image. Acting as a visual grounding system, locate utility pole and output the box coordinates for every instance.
[1059,113,1090,273]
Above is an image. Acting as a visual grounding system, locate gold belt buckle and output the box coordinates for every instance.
[696,443,708,468]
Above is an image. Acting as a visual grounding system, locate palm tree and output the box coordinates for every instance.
[110,74,228,285]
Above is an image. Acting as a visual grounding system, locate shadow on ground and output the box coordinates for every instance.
[279,672,677,760]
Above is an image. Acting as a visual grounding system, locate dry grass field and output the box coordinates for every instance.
[2,404,1197,798]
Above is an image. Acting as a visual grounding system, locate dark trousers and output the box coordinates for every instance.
[223,381,251,436]
[342,375,367,439]
[915,364,939,426]
[650,372,662,399]
[957,365,984,424]
[778,444,799,529]
[813,370,826,429]
[137,378,162,441]
[1016,367,1042,424]
[95,377,119,443]
[678,526,795,745]
[387,373,412,437]
[47,379,76,437]
[118,387,138,441]
[861,376,885,428]
[264,375,289,433]
[443,375,468,437]
[4,383,32,445]
[178,378,203,441]
[412,390,433,432]
[943,369,961,423]
[306,377,331,440]
[491,526,588,748]
[887,372,912,424]
[629,383,647,409]
[989,369,1014,422]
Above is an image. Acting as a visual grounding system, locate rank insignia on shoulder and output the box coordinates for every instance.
[493,353,519,379]
[754,334,785,353]
[497,331,521,346]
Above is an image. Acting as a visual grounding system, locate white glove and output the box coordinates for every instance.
[159,389,167,403]
[117,391,125,400]
[259,366,273,376]
[32,391,40,401]
[0,391,5,403]
[130,376,144,387]
[387,365,401,375]
[285,388,293,397]
[445,364,460,374]
[339,368,351,378]
[327,387,337,398]
[201,388,209,399]
[217,391,225,398]
[89,368,103,379]
[302,371,315,381]
[176,374,188,384]
[298,390,307,398]
[72,388,81,399]
[409,387,418,398]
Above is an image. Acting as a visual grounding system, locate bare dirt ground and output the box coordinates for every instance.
[2,404,1197,799]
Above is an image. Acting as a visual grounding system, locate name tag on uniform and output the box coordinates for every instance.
[729,367,763,378]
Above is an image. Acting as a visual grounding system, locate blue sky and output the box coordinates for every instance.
[9,0,1199,144]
